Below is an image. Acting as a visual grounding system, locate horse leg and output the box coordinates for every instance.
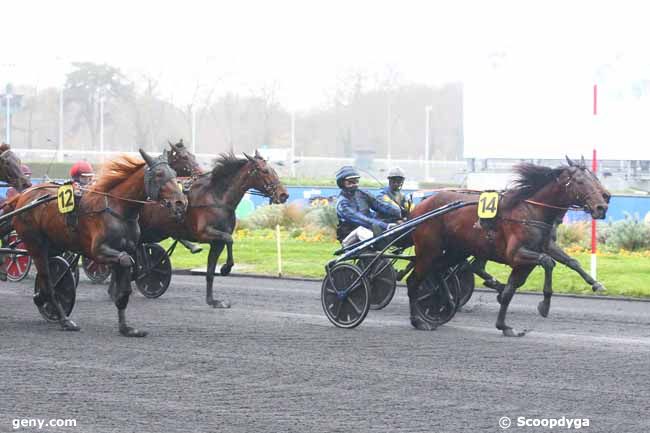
[537,258,555,318]
[111,264,146,337]
[205,241,230,308]
[495,265,535,337]
[220,241,234,276]
[469,257,506,292]
[546,242,604,292]
[31,246,80,331]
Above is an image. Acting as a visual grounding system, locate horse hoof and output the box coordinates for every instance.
[410,317,437,331]
[118,254,135,268]
[501,327,527,337]
[210,299,231,309]
[119,326,148,337]
[537,301,550,318]
[33,292,46,307]
[592,282,606,292]
[61,319,81,331]
[220,264,233,276]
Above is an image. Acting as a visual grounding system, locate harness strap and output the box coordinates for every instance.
[498,217,553,232]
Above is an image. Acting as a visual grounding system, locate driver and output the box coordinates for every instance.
[69,160,95,186]
[335,166,400,247]
[376,167,412,223]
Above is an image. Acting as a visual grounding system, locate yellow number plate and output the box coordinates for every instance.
[478,192,499,219]
[57,185,75,214]
[178,182,184,192]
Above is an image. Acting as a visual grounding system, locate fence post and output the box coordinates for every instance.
[276,224,283,277]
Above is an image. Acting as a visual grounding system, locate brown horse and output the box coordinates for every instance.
[163,139,202,177]
[139,150,289,307]
[0,143,32,191]
[11,150,187,336]
[408,158,609,336]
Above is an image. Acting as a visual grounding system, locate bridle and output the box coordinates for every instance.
[245,163,282,204]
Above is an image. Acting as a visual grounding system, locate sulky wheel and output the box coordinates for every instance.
[135,243,172,299]
[61,251,80,288]
[35,256,76,323]
[409,269,460,329]
[82,256,112,284]
[455,260,475,308]
[3,232,32,282]
[321,263,371,329]
[357,255,397,310]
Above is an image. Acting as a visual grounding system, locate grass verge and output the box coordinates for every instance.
[164,237,650,298]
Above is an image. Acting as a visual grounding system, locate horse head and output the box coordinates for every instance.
[243,150,289,204]
[140,148,188,221]
[562,156,609,219]
[165,139,201,177]
[0,144,31,191]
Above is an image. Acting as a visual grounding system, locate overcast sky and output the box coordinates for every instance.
[3,0,644,108]
[3,0,650,158]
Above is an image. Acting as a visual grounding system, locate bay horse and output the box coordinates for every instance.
[0,143,32,192]
[139,150,289,307]
[469,158,611,301]
[11,150,187,336]
[163,139,202,177]
[408,158,609,336]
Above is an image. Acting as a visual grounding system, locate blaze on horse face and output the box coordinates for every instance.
[244,151,289,204]
[165,139,201,177]
[563,156,609,219]
[139,149,188,221]
[0,147,31,191]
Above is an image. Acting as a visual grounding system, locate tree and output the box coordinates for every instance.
[64,62,133,149]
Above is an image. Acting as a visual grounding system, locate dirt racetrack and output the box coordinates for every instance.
[1,274,649,432]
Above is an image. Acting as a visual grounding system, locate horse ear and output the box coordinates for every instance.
[139,148,156,167]
[580,155,586,167]
[254,149,262,159]
[565,155,575,167]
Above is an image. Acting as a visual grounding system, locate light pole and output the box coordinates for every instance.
[4,84,12,144]
[99,92,105,158]
[424,105,432,179]
[57,86,64,161]
[290,110,296,177]
[191,106,197,154]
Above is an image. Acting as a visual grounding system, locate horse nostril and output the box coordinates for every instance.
[279,193,289,203]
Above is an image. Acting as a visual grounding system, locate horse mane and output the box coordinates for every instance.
[502,163,566,209]
[0,143,10,152]
[90,154,146,193]
[209,152,249,192]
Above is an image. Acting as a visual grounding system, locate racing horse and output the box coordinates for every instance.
[164,139,202,177]
[407,158,609,336]
[11,150,187,336]
[139,150,289,307]
[467,157,611,305]
[0,143,32,192]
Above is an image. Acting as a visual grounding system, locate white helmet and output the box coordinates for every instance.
[387,167,405,179]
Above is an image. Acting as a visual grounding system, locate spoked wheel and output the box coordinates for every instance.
[135,243,172,299]
[61,251,80,288]
[456,260,475,308]
[409,269,461,329]
[82,256,111,284]
[35,256,76,323]
[357,255,397,310]
[3,232,32,282]
[321,263,370,329]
